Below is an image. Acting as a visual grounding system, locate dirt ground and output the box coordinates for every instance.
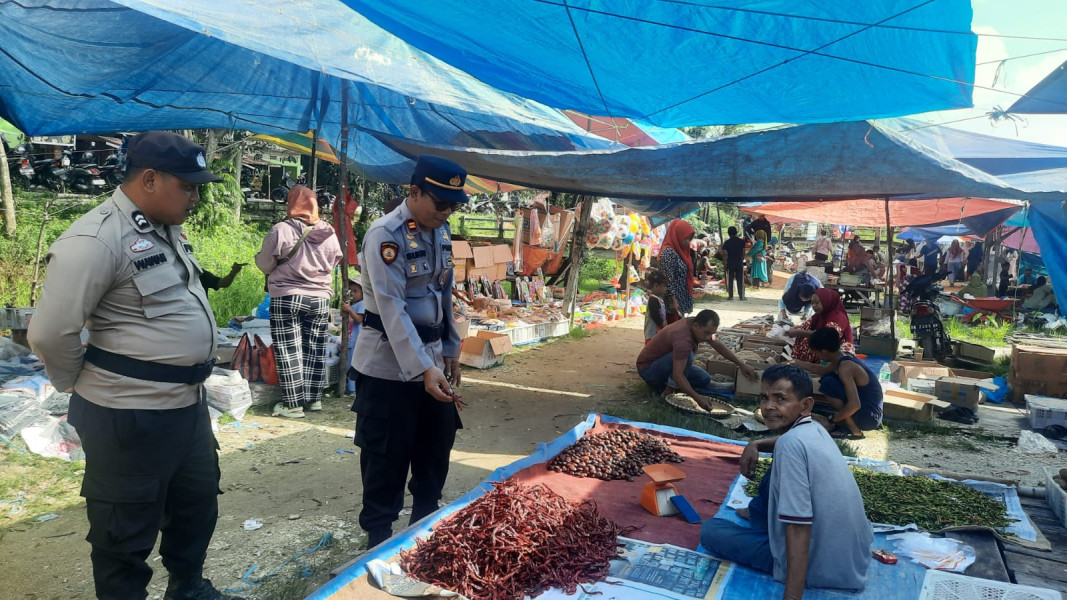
[0,278,1051,599]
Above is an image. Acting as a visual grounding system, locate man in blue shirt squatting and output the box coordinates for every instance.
[701,364,873,600]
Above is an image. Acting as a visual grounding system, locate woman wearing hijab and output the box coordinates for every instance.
[958,273,987,299]
[747,230,769,288]
[778,271,823,321]
[1023,276,1057,311]
[965,240,983,278]
[944,240,965,286]
[658,219,701,323]
[788,288,855,367]
[256,185,343,418]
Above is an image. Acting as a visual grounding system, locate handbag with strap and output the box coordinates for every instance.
[232,333,261,383]
[264,222,313,292]
[253,334,278,385]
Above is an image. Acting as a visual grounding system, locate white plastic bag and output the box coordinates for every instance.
[1017,430,1058,454]
[0,338,31,361]
[20,416,83,461]
[888,532,975,572]
[204,368,253,421]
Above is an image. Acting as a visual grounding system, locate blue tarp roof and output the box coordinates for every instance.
[1028,201,1066,311]
[345,0,978,127]
[1009,59,1067,114]
[374,120,1067,203]
[0,0,616,182]
[887,118,1067,175]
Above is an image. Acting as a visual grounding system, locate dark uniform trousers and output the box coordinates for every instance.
[352,373,461,537]
[68,393,221,600]
[726,266,746,300]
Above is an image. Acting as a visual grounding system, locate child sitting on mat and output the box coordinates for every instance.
[701,365,872,599]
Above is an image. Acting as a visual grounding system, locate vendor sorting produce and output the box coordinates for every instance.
[702,365,872,599]
[635,309,757,413]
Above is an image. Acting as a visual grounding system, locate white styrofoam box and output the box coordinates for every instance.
[1027,394,1067,431]
[918,569,1060,600]
[507,323,544,346]
[1045,466,1067,529]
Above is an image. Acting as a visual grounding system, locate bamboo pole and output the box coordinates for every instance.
[885,199,895,339]
[565,195,594,326]
[336,84,351,396]
[309,128,318,190]
[0,139,15,236]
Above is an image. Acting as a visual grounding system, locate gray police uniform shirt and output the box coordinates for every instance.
[350,200,459,382]
[28,188,217,410]
[766,416,873,591]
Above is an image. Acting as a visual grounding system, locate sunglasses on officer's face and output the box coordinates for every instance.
[424,189,463,213]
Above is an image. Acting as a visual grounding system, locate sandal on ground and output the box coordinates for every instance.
[829,429,865,440]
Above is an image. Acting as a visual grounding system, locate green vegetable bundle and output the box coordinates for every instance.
[743,459,1014,531]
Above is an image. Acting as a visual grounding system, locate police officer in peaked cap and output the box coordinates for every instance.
[29,131,236,600]
[350,154,467,548]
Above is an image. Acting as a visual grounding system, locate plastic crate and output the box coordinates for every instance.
[545,321,570,338]
[0,307,34,330]
[1046,467,1067,529]
[507,323,544,346]
[918,569,1060,600]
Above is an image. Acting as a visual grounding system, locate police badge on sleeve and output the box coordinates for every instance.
[380,241,399,264]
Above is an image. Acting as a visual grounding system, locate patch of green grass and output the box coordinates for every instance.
[567,326,591,340]
[836,440,858,457]
[943,318,1013,347]
[0,440,85,527]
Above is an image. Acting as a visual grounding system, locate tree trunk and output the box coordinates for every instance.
[564,195,595,322]
[204,129,218,161]
[30,195,56,306]
[0,140,15,236]
[232,139,244,221]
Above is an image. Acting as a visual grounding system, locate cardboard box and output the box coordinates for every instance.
[882,388,941,423]
[1027,394,1067,430]
[889,360,952,387]
[734,361,768,397]
[957,340,995,364]
[452,241,473,282]
[1011,345,1067,403]
[705,360,737,393]
[459,331,513,369]
[934,377,984,411]
[859,335,897,358]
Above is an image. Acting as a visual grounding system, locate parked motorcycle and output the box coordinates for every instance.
[903,270,952,360]
[98,152,125,188]
[315,187,335,213]
[65,149,107,195]
[270,174,297,202]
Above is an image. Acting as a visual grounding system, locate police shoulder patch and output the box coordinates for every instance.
[380,241,399,264]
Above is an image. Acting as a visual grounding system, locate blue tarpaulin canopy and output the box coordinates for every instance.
[1009,59,1067,114]
[345,0,978,127]
[374,120,1067,203]
[0,0,616,183]
[887,118,1067,175]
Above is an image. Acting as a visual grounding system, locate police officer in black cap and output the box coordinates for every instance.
[29,131,234,600]
[350,155,467,548]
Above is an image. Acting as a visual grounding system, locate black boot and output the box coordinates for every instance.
[163,572,236,600]
[409,500,439,526]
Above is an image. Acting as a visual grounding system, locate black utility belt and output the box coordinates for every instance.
[84,345,216,385]
[363,311,444,343]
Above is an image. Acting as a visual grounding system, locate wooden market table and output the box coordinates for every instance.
[833,283,884,310]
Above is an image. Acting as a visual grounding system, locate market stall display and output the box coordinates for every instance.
[547,429,683,481]
[400,480,625,600]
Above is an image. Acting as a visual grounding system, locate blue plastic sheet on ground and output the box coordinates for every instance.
[305,413,744,600]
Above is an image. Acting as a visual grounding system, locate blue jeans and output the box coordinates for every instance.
[700,471,773,573]
[638,351,711,393]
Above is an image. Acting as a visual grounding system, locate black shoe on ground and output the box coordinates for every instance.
[163,573,236,600]
[366,528,392,549]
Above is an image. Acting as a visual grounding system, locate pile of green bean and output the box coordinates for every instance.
[743,459,1014,531]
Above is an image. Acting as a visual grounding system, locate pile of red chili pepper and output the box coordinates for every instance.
[547,429,684,481]
[400,480,624,600]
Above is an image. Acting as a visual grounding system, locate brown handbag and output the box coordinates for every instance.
[254,334,279,385]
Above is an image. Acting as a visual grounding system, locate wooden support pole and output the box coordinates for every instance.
[336,84,351,396]
[885,198,896,339]
[622,251,633,317]
[309,128,318,191]
[565,195,594,325]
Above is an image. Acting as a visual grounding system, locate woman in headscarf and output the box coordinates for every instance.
[256,185,343,418]
[788,288,855,368]
[1023,276,1057,311]
[747,230,769,288]
[657,219,699,323]
[958,273,987,299]
[965,240,983,278]
[945,240,965,286]
[778,271,822,321]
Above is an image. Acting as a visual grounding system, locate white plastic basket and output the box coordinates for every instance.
[918,570,1060,600]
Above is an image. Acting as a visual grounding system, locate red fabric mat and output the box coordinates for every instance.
[510,418,743,549]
